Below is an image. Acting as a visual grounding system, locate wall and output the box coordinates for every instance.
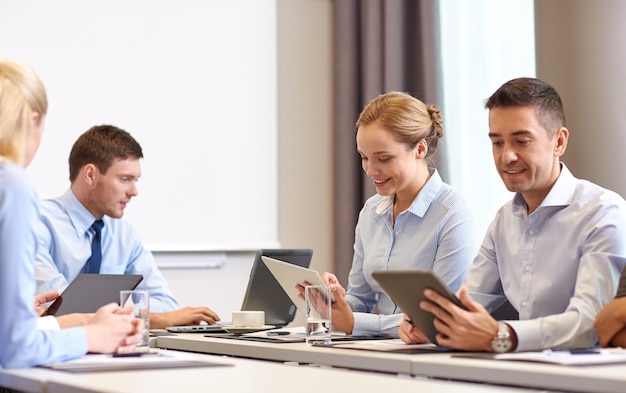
[535,0,626,198]
[159,0,334,325]
[1,0,279,251]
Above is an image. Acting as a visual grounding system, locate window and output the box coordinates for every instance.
[439,0,536,233]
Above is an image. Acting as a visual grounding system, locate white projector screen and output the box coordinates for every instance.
[0,0,278,251]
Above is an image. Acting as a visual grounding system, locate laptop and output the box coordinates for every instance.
[43,273,143,316]
[166,249,313,333]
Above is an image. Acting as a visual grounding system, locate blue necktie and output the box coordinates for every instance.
[85,220,104,274]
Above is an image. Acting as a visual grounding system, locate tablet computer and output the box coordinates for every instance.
[371,270,466,343]
[241,249,313,327]
[261,256,335,312]
[43,274,143,316]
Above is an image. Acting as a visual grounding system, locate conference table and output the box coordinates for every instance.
[0,349,533,393]
[3,332,626,392]
[155,333,626,393]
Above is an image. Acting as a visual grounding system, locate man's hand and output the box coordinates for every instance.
[34,291,59,316]
[420,287,499,351]
[595,297,626,347]
[150,306,220,329]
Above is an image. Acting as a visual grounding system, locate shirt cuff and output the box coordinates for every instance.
[506,319,541,352]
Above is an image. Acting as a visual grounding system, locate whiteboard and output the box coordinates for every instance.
[0,0,278,251]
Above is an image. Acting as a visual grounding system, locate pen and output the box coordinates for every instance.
[266,331,290,336]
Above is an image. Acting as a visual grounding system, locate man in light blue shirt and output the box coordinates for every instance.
[35,125,220,329]
[399,77,626,352]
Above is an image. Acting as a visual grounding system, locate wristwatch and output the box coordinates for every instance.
[491,322,513,353]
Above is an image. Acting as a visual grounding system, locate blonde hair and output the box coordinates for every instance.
[356,91,443,158]
[0,60,47,165]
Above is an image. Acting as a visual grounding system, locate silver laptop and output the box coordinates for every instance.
[167,249,313,333]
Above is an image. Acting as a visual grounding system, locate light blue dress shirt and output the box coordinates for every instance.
[347,168,481,337]
[0,162,87,368]
[35,189,179,312]
[466,163,626,351]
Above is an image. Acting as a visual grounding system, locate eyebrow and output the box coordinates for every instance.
[357,150,391,156]
[118,173,140,179]
[488,130,533,138]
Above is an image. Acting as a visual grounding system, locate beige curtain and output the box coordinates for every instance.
[332,0,445,282]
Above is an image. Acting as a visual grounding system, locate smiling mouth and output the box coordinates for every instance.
[373,178,390,187]
[503,168,525,175]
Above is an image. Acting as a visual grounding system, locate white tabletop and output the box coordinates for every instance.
[156,333,626,393]
[1,351,536,393]
[156,333,415,374]
[410,353,626,393]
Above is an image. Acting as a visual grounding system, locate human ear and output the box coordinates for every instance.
[554,127,569,157]
[82,164,98,185]
[415,139,428,158]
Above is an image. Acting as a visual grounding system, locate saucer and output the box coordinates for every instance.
[223,325,275,334]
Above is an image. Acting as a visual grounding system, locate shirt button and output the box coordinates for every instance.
[525,265,530,271]
[395,231,400,236]
[521,300,527,307]
[528,229,535,235]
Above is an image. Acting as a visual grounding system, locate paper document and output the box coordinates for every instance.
[41,351,232,372]
[329,339,455,353]
[492,349,626,366]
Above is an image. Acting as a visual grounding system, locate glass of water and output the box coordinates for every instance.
[120,290,150,347]
[305,284,332,345]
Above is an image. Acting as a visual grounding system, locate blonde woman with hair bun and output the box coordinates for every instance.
[299,91,480,338]
[0,60,143,368]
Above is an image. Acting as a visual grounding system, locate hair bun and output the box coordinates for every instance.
[427,104,443,138]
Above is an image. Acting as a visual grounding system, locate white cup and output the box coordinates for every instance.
[231,310,265,327]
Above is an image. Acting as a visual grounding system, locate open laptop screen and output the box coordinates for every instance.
[241,249,313,327]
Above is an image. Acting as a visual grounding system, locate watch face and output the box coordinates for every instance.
[492,322,513,353]
[492,338,512,353]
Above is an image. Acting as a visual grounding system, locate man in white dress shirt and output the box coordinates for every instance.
[399,77,626,352]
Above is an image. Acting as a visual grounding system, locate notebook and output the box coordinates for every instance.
[43,274,143,316]
[167,249,313,333]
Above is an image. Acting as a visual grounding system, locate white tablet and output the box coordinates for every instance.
[261,256,334,312]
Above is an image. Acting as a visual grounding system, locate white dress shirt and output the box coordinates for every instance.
[466,164,626,351]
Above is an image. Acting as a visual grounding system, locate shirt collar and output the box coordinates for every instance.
[375,168,443,218]
[512,162,577,214]
[60,188,99,237]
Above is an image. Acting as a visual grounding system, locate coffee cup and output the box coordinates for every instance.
[231,310,265,327]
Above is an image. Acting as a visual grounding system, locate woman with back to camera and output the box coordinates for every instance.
[302,91,480,338]
[0,59,143,369]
